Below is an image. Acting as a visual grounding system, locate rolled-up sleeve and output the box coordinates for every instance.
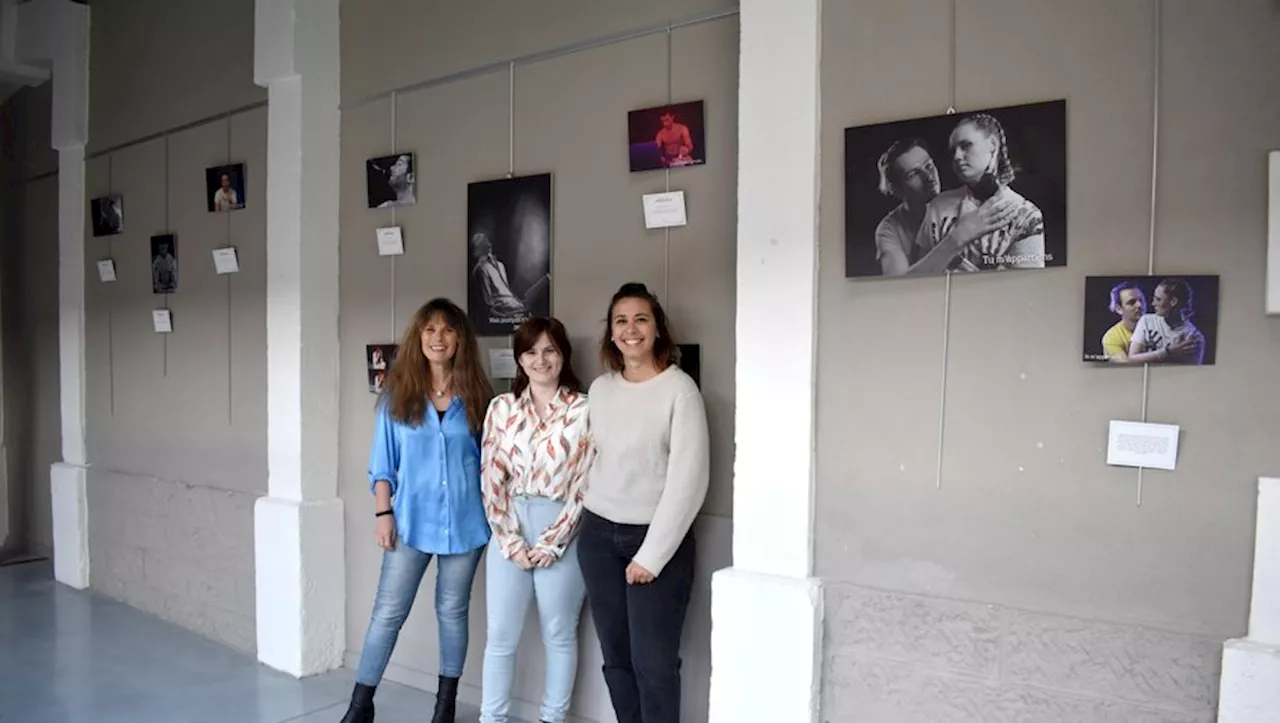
[368,402,401,496]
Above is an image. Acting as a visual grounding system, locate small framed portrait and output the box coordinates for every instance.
[366,153,416,208]
[627,100,707,173]
[1082,275,1220,366]
[366,343,398,372]
[150,234,178,294]
[90,195,123,236]
[206,163,246,212]
[368,368,388,395]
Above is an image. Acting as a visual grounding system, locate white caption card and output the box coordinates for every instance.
[212,247,240,274]
[152,309,173,334]
[642,191,688,230]
[1107,420,1180,471]
[488,348,517,379]
[97,259,117,282]
[376,226,405,256]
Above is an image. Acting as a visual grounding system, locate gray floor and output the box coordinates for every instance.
[0,561,500,723]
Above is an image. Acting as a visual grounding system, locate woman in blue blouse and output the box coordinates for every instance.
[340,298,494,723]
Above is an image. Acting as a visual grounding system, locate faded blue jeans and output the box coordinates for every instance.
[354,542,484,685]
[480,495,587,723]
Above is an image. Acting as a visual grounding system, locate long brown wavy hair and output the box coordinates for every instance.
[382,298,493,432]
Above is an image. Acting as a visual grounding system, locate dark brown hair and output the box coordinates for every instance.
[598,282,677,373]
[511,317,583,397]
[382,298,493,432]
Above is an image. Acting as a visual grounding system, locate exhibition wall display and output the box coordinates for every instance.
[627,99,707,172]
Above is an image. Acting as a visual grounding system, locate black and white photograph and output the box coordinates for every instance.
[366,153,416,209]
[90,195,123,237]
[151,234,178,294]
[366,343,398,372]
[1082,275,1219,366]
[844,99,1067,279]
[467,173,552,336]
[628,100,707,172]
[205,163,246,212]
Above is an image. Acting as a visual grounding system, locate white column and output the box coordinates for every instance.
[252,0,345,677]
[13,0,90,589]
[708,0,823,721]
[1218,477,1280,722]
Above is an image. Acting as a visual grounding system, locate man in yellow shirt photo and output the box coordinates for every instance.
[1101,281,1145,362]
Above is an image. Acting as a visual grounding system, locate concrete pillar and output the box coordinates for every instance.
[1218,477,1280,721]
[12,0,90,589]
[707,0,823,720]
[252,0,345,677]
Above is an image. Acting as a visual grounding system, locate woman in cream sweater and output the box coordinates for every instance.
[577,282,709,723]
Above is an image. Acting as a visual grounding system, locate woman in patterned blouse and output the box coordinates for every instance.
[478,317,595,723]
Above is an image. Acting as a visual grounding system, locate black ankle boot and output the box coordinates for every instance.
[430,675,459,723]
[339,683,376,723]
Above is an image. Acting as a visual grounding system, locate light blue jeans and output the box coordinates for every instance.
[480,496,587,723]
[354,542,484,685]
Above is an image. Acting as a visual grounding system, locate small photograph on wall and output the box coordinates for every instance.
[90,195,123,237]
[467,173,552,336]
[1082,275,1220,366]
[844,99,1067,279]
[366,153,417,209]
[150,234,178,294]
[206,163,246,212]
[367,343,398,373]
[368,368,388,395]
[627,100,707,172]
[677,343,701,389]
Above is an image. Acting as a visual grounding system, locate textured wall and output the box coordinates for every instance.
[816,0,1280,719]
[823,584,1221,722]
[82,108,268,653]
[339,10,738,721]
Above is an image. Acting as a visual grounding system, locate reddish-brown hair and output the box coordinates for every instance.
[598,282,677,373]
[511,317,583,397]
[382,298,493,432]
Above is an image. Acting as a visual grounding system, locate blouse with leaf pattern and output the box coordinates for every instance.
[480,388,595,560]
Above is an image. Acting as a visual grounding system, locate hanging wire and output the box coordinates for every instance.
[664,25,673,304]
[390,91,398,339]
[936,0,960,489]
[1137,0,1162,507]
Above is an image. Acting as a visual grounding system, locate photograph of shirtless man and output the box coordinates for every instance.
[628,99,707,172]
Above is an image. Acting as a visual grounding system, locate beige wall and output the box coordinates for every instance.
[0,83,60,556]
[339,7,738,720]
[88,0,264,154]
[815,0,1280,720]
[81,108,268,654]
[78,0,267,653]
[341,0,735,104]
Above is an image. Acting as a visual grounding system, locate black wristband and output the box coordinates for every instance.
[375,509,393,518]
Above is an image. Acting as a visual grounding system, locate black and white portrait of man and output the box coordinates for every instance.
[366,153,417,209]
[151,234,178,294]
[466,174,552,335]
[844,100,1067,279]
